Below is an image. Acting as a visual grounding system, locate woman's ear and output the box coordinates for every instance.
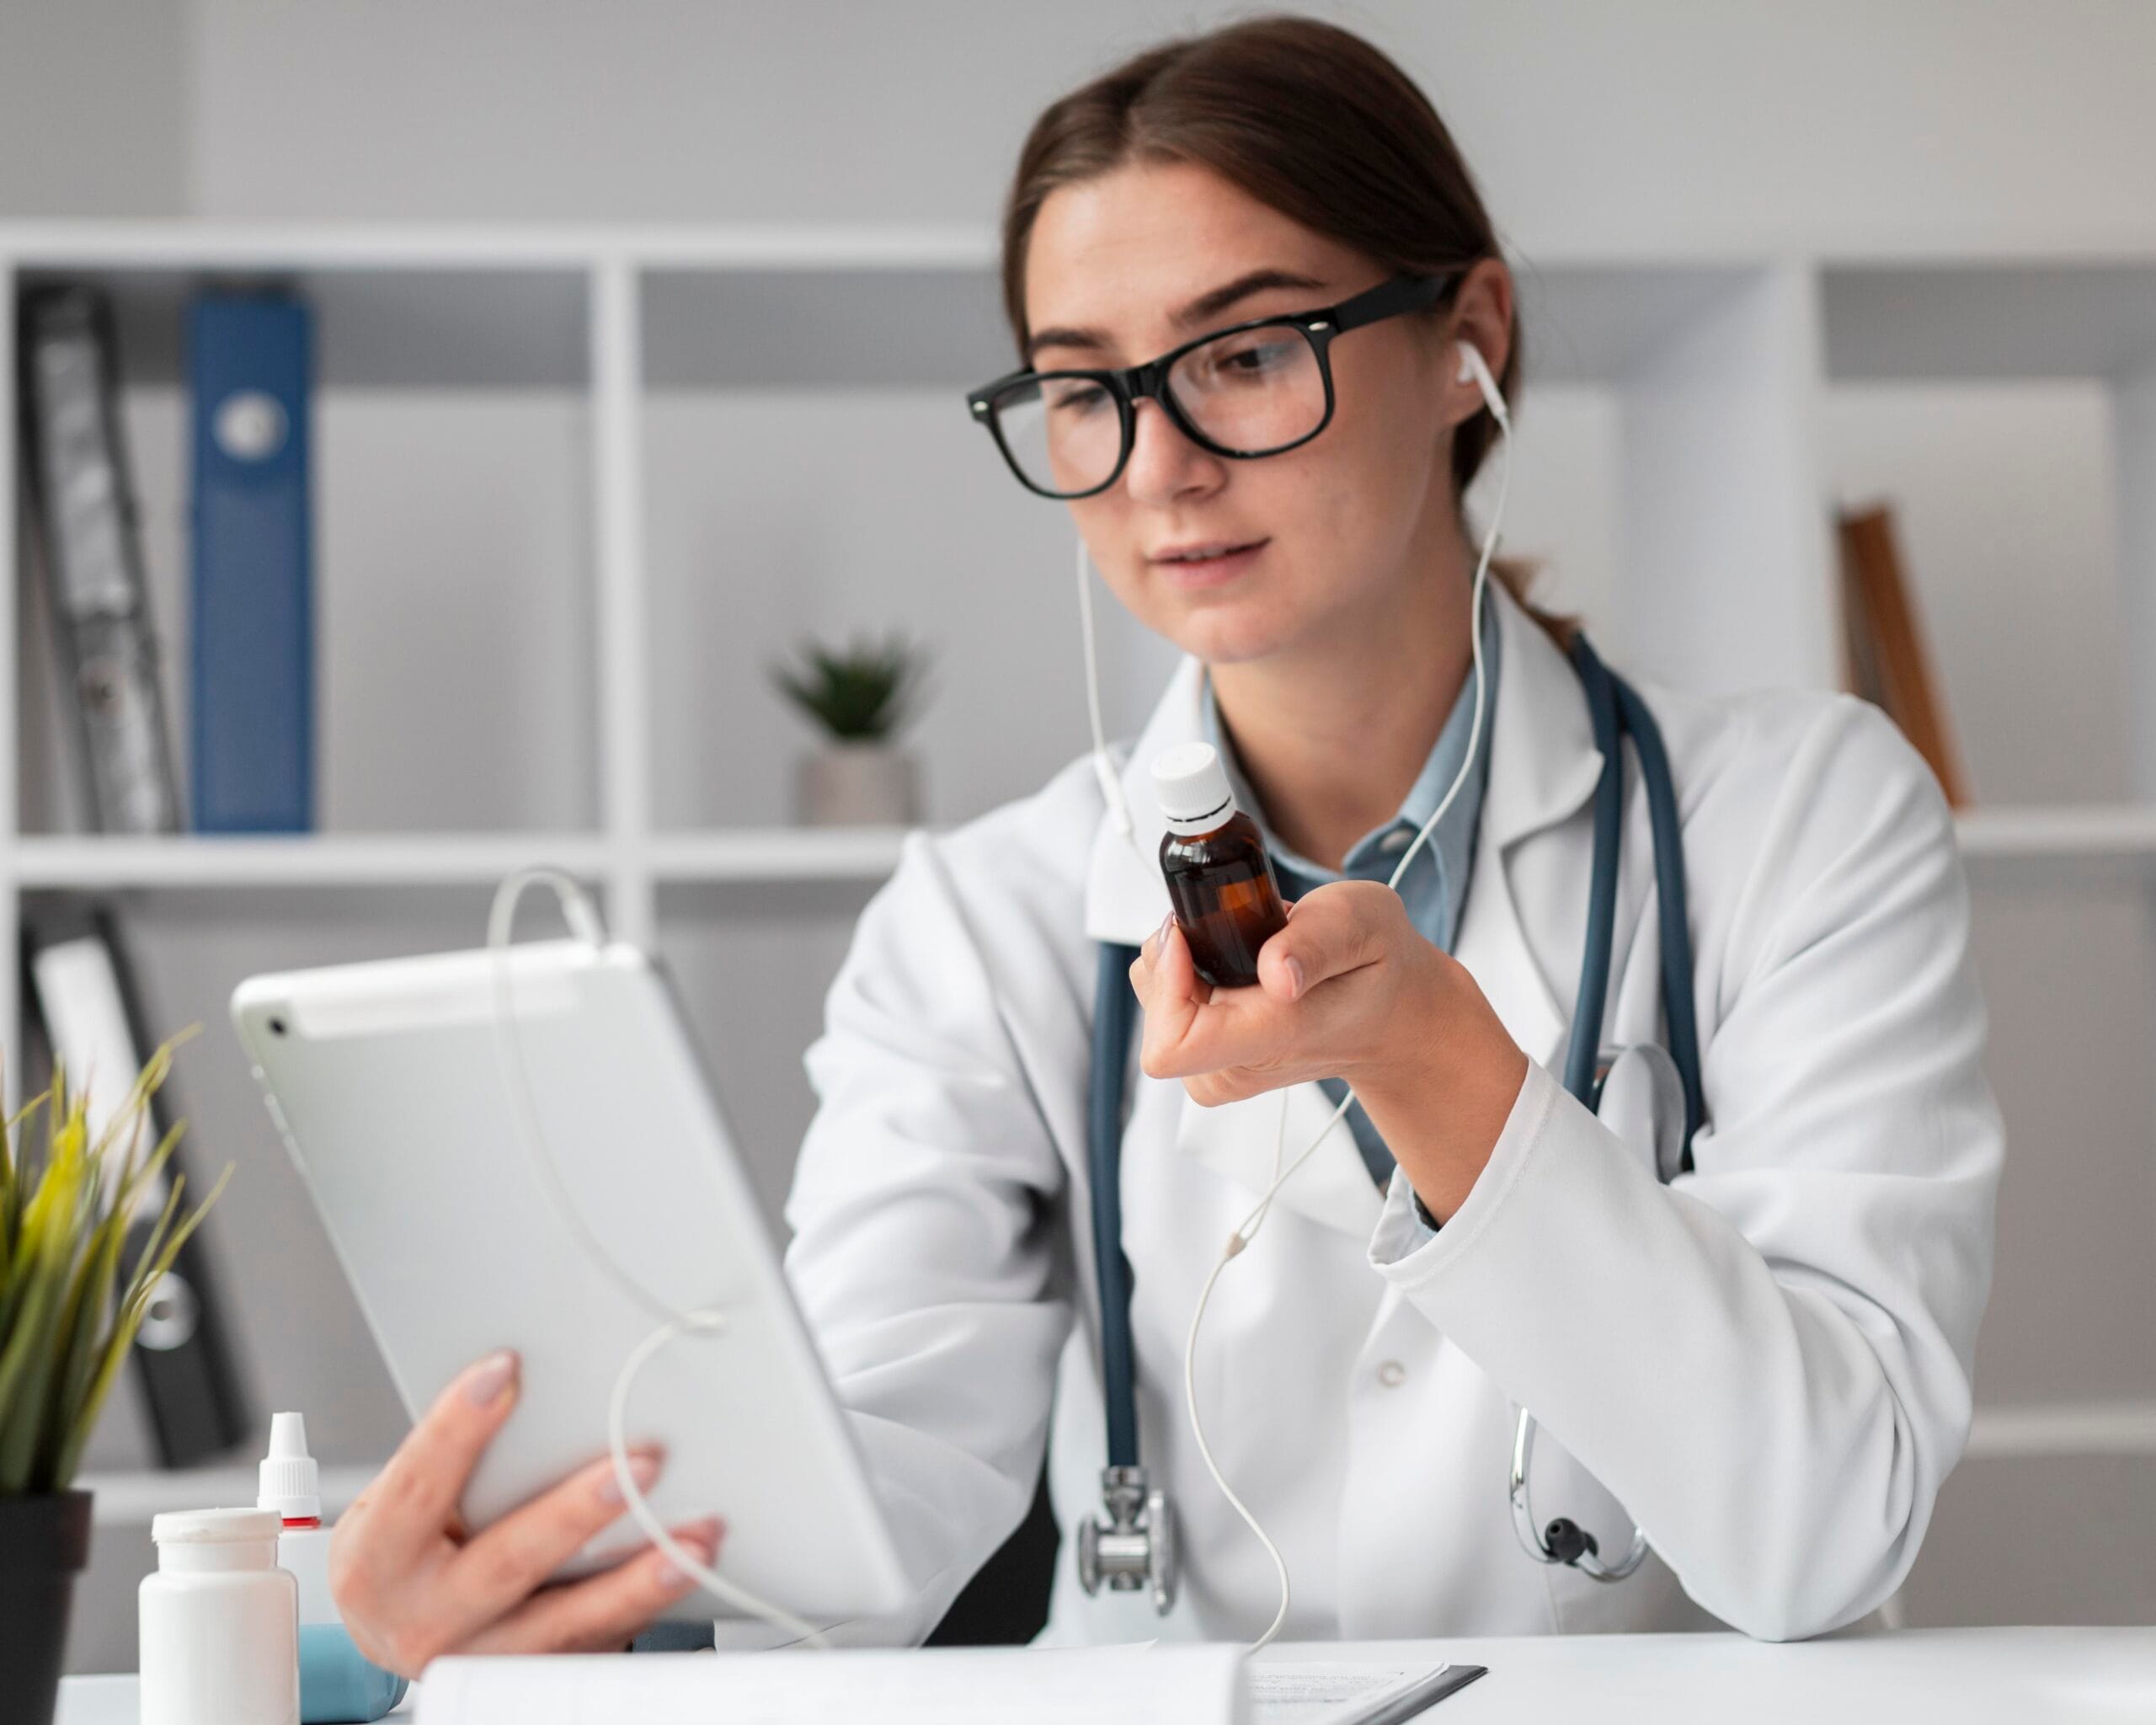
[1444,258,1514,426]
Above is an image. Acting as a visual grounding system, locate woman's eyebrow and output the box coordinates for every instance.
[1025,267,1330,362]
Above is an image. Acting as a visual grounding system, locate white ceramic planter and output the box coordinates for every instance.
[795,741,921,826]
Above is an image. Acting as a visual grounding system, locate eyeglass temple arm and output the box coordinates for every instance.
[1326,272,1458,333]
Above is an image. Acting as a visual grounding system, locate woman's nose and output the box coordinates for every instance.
[1123,398,1224,506]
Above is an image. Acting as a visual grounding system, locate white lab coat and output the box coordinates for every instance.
[778,579,2002,1647]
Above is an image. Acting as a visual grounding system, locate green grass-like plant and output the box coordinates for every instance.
[770,633,930,742]
[0,1028,227,1495]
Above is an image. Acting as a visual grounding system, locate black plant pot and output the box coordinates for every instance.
[0,1490,93,1725]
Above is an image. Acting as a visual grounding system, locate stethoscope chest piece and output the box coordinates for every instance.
[1509,1407,1650,1581]
[1077,1465,1179,1613]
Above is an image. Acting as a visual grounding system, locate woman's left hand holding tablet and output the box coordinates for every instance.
[1129,881,1528,1222]
[328,1348,724,1678]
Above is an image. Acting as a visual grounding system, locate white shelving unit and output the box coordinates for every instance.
[6,226,2153,1616]
[0,224,1852,1062]
[77,1461,378,1531]
[1956,804,2156,876]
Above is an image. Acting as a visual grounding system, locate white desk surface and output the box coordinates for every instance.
[57,1626,2156,1723]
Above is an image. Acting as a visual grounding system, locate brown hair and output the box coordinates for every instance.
[1000,13,1560,630]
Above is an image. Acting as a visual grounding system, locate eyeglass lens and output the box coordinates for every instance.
[991,323,1326,497]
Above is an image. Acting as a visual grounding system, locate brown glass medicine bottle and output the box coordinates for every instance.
[1150,741,1289,990]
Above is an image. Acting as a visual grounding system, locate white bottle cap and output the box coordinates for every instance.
[1151,741,1238,836]
[257,1411,321,1520]
[152,1506,283,1546]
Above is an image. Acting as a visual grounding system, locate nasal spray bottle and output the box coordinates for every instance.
[1151,741,1289,987]
[258,1413,407,1723]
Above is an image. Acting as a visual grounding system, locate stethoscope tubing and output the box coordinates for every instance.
[1091,937,1147,1471]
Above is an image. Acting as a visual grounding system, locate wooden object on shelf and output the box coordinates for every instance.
[1835,502,1972,809]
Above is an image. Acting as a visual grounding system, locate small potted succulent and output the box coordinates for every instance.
[0,1031,226,1725]
[771,632,932,826]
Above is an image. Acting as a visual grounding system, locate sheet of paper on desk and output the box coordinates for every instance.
[417,1643,1250,1724]
[1251,1661,1484,1725]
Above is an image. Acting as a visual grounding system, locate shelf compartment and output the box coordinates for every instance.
[1511,261,1770,384]
[10,256,603,838]
[642,262,1005,390]
[639,386,1142,833]
[13,250,590,390]
[1818,259,2156,804]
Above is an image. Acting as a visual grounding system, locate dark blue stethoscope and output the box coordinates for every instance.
[1076,632,1705,1612]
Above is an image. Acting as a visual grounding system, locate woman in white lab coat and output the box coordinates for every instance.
[326,16,2001,1672]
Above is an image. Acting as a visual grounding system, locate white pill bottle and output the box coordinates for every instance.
[140,1507,300,1725]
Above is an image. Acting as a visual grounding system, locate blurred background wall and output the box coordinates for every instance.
[10,1,2156,243]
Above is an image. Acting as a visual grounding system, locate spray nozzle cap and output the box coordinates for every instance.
[258,1410,321,1520]
[1151,742,1238,835]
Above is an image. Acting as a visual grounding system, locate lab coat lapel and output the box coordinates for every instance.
[1452,587,1606,1072]
[1452,821,1571,1072]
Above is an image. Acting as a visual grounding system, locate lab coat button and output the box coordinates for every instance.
[1376,1359,1407,1387]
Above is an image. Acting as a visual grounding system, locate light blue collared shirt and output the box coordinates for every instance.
[1199,597,1501,1192]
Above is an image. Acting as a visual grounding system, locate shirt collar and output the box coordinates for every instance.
[1197,590,1502,895]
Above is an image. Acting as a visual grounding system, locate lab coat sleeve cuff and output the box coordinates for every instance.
[1368,1054,1556,1274]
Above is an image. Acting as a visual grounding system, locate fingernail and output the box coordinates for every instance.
[658,1518,723,1588]
[462,1349,518,1407]
[597,1447,663,1507]
[1284,956,1306,998]
[1160,911,1177,944]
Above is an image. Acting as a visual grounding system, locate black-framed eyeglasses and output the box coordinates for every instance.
[965,273,1457,500]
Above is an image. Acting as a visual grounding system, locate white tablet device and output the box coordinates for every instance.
[230,937,910,1623]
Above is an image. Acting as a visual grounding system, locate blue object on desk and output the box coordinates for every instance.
[299,1623,405,1722]
[188,291,314,833]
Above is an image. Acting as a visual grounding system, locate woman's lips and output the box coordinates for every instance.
[1152,539,1268,587]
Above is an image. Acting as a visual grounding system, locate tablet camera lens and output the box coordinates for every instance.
[268,1016,287,1037]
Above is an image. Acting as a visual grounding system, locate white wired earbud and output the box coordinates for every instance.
[1178,338,1515,1653]
[487,868,828,1648]
[1454,336,1512,433]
